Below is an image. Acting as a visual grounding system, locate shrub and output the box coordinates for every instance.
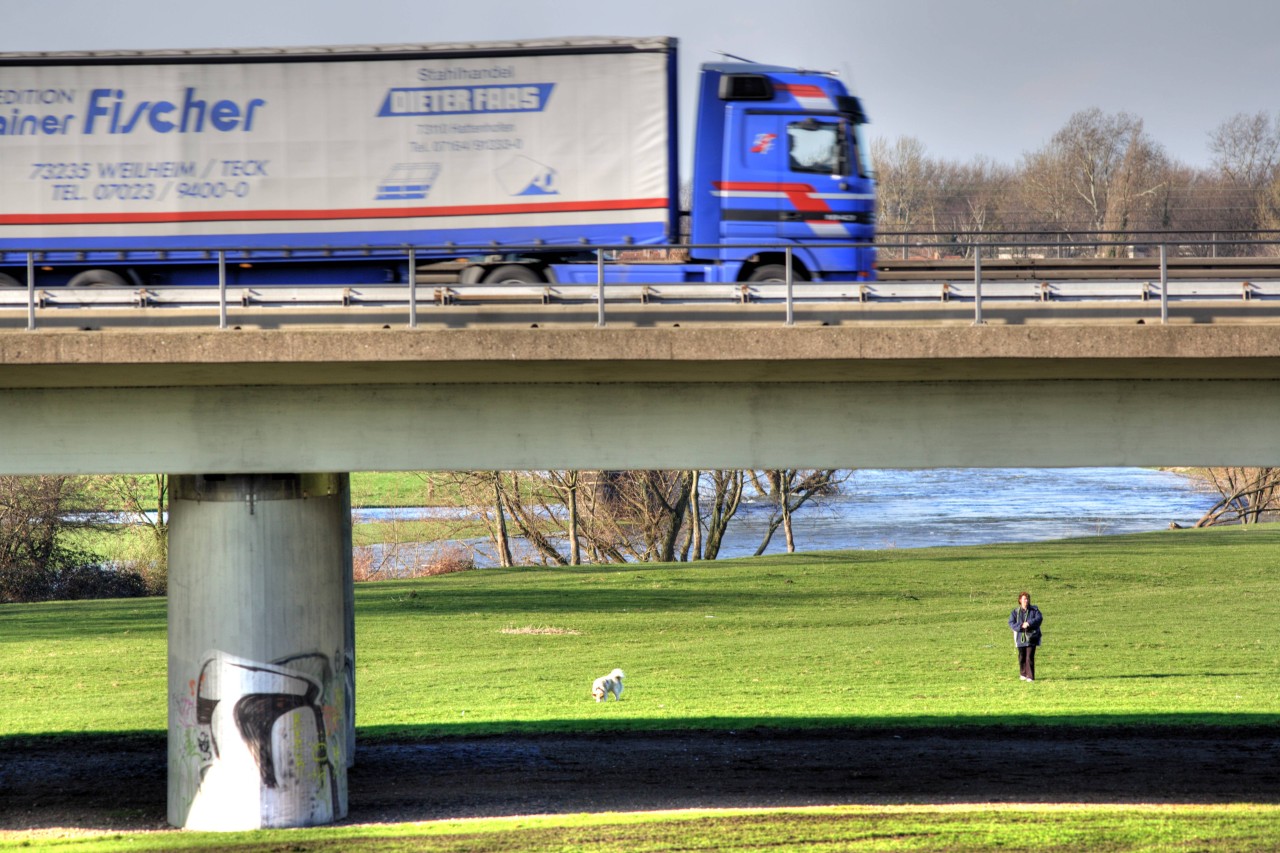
[418,544,475,577]
[0,476,161,602]
[353,542,475,582]
[46,561,151,600]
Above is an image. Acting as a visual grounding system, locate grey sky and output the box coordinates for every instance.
[3,0,1276,170]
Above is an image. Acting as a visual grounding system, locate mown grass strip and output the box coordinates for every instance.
[5,804,1280,851]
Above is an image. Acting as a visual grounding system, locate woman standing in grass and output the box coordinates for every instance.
[1009,591,1043,681]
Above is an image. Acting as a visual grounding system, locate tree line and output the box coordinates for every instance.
[871,108,1280,254]
[438,469,841,568]
[4,466,1280,601]
[0,475,166,603]
[0,470,842,600]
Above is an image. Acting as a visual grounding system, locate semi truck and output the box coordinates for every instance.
[0,36,875,288]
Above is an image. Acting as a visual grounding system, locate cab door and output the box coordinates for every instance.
[718,109,786,242]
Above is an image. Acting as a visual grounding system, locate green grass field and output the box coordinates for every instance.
[3,525,1279,849]
[81,472,451,514]
[350,471,457,508]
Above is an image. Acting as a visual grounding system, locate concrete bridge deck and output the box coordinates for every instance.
[1,324,1278,473]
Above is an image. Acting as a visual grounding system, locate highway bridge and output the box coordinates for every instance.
[5,253,1280,830]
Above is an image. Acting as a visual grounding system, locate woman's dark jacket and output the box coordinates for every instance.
[1008,605,1043,647]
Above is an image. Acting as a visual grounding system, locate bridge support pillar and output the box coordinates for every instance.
[166,473,353,830]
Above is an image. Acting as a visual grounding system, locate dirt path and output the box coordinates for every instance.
[3,726,1279,832]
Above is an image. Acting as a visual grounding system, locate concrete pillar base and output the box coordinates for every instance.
[167,474,351,830]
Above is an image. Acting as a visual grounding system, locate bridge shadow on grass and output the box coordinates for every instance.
[4,714,1279,832]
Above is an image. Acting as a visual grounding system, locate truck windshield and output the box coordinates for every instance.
[786,119,861,177]
[851,121,869,178]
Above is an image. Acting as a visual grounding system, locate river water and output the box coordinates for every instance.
[355,467,1217,568]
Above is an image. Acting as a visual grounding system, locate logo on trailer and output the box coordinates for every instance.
[749,132,777,154]
[496,156,558,196]
[375,163,441,201]
[377,84,555,117]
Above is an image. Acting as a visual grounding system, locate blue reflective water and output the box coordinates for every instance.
[356,467,1215,568]
[715,467,1213,558]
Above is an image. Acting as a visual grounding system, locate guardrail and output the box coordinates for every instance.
[876,229,1280,260]
[3,240,1280,330]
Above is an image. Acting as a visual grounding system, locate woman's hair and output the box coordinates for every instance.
[1018,591,1031,603]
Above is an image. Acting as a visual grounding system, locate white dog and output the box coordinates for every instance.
[592,668,624,702]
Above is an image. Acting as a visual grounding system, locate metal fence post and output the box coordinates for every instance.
[1159,243,1169,325]
[407,246,418,330]
[26,251,35,332]
[217,250,228,330]
[596,248,606,328]
[973,245,984,325]
[784,245,795,327]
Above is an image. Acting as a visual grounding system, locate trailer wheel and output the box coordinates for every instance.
[747,264,808,283]
[484,264,544,284]
[68,269,129,288]
[0,273,22,288]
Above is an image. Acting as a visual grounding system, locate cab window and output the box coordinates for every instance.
[787,118,865,178]
[787,119,843,175]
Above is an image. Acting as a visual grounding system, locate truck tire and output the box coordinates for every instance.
[0,273,22,288]
[484,264,544,284]
[67,269,129,287]
[747,264,807,283]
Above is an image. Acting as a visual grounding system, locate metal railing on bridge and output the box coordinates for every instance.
[876,229,1280,261]
[4,237,1280,331]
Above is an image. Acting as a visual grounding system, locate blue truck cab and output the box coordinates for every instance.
[689,63,876,282]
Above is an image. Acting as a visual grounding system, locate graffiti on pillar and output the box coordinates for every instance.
[171,649,347,830]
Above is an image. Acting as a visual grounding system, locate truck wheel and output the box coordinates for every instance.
[0,273,22,288]
[484,264,544,284]
[747,264,807,283]
[68,269,129,287]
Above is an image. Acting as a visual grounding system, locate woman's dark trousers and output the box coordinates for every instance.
[1017,645,1036,680]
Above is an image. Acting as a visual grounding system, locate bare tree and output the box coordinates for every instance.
[1195,467,1280,526]
[587,471,693,563]
[1210,112,1280,252]
[495,471,569,566]
[1261,178,1280,256]
[871,135,942,238]
[699,470,747,561]
[1209,112,1280,190]
[1100,118,1170,240]
[684,470,702,561]
[748,469,844,556]
[546,470,583,565]
[1018,109,1169,247]
[933,156,1014,253]
[441,472,516,567]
